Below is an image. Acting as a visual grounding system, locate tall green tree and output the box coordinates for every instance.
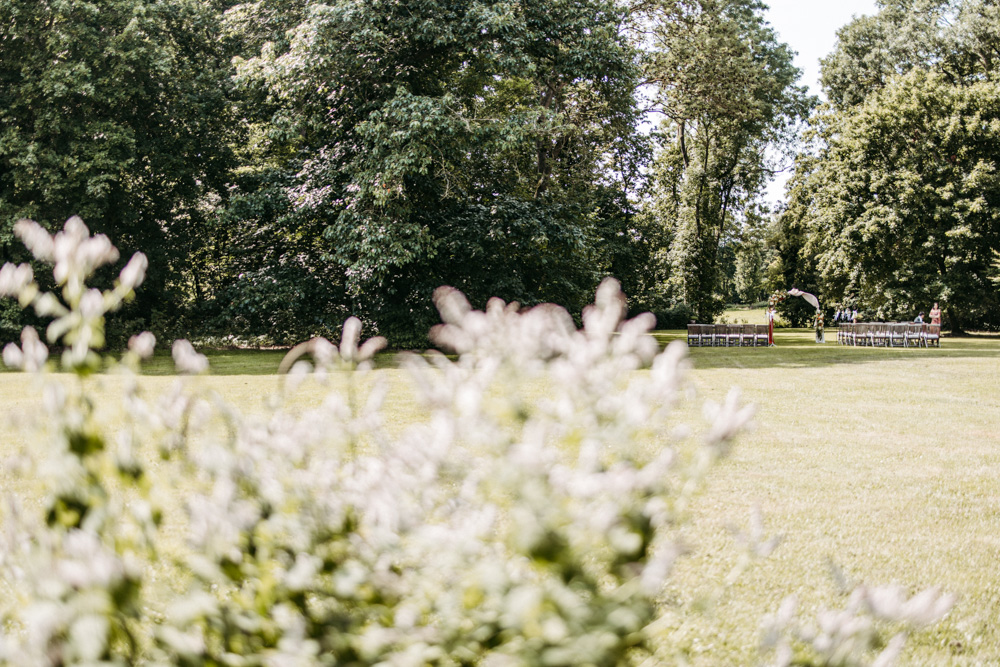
[638,0,812,321]
[222,0,645,346]
[819,0,955,108]
[732,205,769,304]
[779,0,1000,331]
[820,0,1000,110]
[767,150,825,327]
[0,0,235,334]
[790,71,1000,331]
[160,0,348,345]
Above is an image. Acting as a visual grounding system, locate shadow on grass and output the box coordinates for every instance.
[652,328,1000,370]
[137,349,291,376]
[177,330,1000,375]
[137,347,419,376]
[8,328,990,377]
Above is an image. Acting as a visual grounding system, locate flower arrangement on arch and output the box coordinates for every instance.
[768,291,787,311]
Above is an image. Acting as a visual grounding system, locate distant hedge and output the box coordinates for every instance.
[649,304,696,330]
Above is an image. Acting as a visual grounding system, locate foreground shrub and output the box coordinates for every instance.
[0,217,953,665]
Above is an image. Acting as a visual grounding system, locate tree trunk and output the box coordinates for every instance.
[946,306,964,335]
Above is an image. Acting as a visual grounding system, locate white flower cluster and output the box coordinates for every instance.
[0,217,953,666]
[151,278,747,665]
[0,528,143,666]
[1,327,47,372]
[0,217,147,368]
[762,583,956,667]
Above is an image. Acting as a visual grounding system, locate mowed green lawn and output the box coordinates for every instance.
[721,305,772,325]
[1,327,998,664]
[652,328,1000,664]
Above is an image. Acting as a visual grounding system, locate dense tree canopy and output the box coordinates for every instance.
[7,0,997,342]
[820,0,1000,109]
[0,0,234,337]
[776,0,1000,331]
[206,0,647,346]
[788,72,1000,330]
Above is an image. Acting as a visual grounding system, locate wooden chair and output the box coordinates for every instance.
[840,322,854,346]
[863,323,876,346]
[888,323,906,347]
[725,324,741,347]
[714,323,726,347]
[852,323,863,346]
[698,324,711,347]
[718,323,728,347]
[687,323,700,347]
[871,323,889,347]
[755,324,769,347]
[709,324,724,347]
[924,324,941,347]
[703,323,715,347]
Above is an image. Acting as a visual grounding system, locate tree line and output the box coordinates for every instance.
[1,0,996,346]
[772,0,1000,331]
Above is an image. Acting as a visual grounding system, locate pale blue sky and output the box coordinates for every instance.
[763,0,880,203]
[764,0,880,98]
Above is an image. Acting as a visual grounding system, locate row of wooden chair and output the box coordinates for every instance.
[687,324,769,347]
[837,322,941,347]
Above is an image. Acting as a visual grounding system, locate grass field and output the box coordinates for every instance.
[2,327,998,664]
[720,305,772,325]
[650,328,1000,664]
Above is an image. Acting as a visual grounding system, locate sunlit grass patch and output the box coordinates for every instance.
[720,306,770,325]
[651,328,1000,664]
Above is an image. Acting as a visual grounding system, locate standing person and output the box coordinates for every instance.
[851,308,858,322]
[833,308,841,323]
[929,302,942,325]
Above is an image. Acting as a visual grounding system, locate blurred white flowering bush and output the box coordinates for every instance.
[762,576,957,667]
[0,217,953,666]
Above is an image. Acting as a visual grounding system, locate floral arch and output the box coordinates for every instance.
[768,289,824,344]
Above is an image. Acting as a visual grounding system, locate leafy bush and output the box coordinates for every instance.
[649,303,697,329]
[0,217,954,666]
